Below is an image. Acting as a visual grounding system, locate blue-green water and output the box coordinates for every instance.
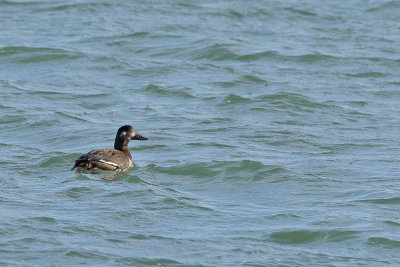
[1,0,400,265]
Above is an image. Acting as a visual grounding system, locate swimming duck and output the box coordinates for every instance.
[72,125,148,172]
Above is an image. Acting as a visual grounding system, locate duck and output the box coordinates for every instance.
[72,125,148,172]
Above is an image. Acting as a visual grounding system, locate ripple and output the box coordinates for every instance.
[269,230,359,244]
[153,162,221,178]
[55,111,87,122]
[346,72,387,78]
[105,32,150,46]
[0,46,82,63]
[8,236,58,246]
[241,74,268,84]
[258,92,330,110]
[61,186,95,199]
[219,92,329,114]
[359,197,400,204]
[76,172,128,182]
[290,53,337,63]
[384,220,400,226]
[199,117,233,125]
[237,50,280,62]
[37,2,111,12]
[264,213,301,220]
[211,74,269,88]
[39,153,72,169]
[190,44,238,61]
[30,216,57,223]
[144,84,195,98]
[221,94,251,105]
[191,47,282,62]
[284,7,317,17]
[226,161,288,182]
[128,233,175,241]
[0,114,27,125]
[156,196,214,211]
[367,1,400,13]
[0,0,45,6]
[133,144,168,151]
[368,237,400,248]
[65,250,108,260]
[125,175,149,184]
[153,160,288,182]
[187,142,235,148]
[104,188,154,198]
[115,257,181,266]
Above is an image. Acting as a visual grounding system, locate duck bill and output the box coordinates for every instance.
[132,133,148,140]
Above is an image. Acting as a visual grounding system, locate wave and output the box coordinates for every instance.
[39,153,76,169]
[150,160,288,181]
[187,142,235,148]
[189,43,342,64]
[133,144,169,151]
[190,45,289,62]
[190,44,239,61]
[368,237,400,248]
[0,0,45,5]
[36,2,111,12]
[65,249,108,260]
[221,94,251,105]
[359,197,400,204]
[384,220,400,226]
[345,72,387,78]
[219,92,331,114]
[209,73,268,89]
[0,114,27,125]
[115,257,182,266]
[367,1,400,13]
[0,46,82,63]
[268,229,359,244]
[60,186,95,199]
[283,7,317,17]
[20,216,57,224]
[236,50,281,62]
[104,32,150,46]
[143,84,195,98]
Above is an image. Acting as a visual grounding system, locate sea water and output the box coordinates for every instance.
[1,0,400,265]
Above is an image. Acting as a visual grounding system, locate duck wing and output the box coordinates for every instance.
[73,149,130,171]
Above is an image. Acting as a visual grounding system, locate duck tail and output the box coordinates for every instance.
[71,160,91,172]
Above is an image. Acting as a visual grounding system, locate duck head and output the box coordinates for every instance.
[114,125,148,150]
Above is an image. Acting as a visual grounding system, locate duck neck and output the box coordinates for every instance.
[114,140,132,159]
[121,147,132,159]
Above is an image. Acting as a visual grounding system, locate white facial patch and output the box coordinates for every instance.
[120,131,127,139]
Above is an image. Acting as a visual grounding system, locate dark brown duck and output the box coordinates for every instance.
[72,125,148,172]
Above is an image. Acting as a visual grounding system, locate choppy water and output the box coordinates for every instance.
[1,0,400,265]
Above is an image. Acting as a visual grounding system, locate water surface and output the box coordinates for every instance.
[1,0,400,266]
